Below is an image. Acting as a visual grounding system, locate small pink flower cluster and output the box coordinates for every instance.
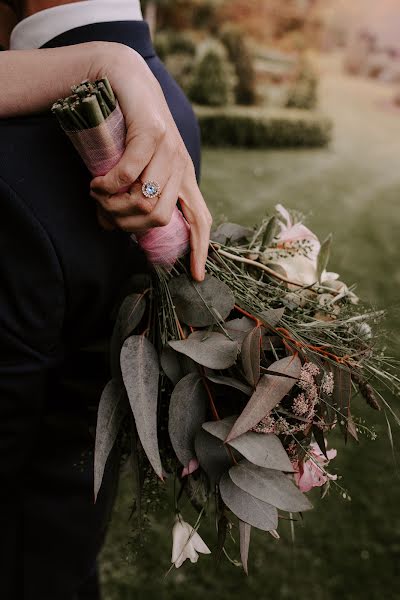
[253,415,308,435]
[253,363,335,436]
[291,362,320,422]
[321,372,334,396]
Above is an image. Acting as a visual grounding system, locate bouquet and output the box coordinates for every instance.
[54,81,400,574]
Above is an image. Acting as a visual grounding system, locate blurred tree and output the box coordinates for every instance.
[220,25,256,105]
[286,59,318,109]
[188,41,236,106]
[154,30,197,91]
[142,0,222,33]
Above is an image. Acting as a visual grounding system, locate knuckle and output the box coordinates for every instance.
[152,117,167,141]
[99,195,115,211]
[118,165,137,186]
[176,143,189,165]
[135,198,154,215]
[113,216,129,231]
[151,211,171,228]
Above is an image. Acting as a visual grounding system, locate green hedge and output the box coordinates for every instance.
[194,105,332,148]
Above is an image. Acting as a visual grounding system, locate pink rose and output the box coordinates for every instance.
[293,442,337,493]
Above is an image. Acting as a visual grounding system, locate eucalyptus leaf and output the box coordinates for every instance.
[120,335,163,478]
[225,317,255,344]
[239,520,251,575]
[168,274,235,327]
[169,373,207,467]
[169,331,239,370]
[347,414,359,442]
[194,429,232,486]
[94,379,127,501]
[317,234,332,281]
[219,472,278,532]
[160,346,197,385]
[203,416,294,472]
[205,372,252,396]
[312,424,328,459]
[259,308,285,329]
[261,216,278,249]
[212,222,253,245]
[241,326,261,388]
[226,355,302,442]
[118,293,147,340]
[229,460,312,512]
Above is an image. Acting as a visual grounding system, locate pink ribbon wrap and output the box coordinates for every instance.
[65,105,190,266]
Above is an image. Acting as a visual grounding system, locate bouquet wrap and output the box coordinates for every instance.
[57,90,190,267]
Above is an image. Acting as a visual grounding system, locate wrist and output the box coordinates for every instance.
[87,42,144,86]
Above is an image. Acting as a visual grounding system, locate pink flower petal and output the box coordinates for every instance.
[181,458,200,478]
[275,204,292,228]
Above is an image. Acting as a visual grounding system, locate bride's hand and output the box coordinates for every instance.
[89,44,212,282]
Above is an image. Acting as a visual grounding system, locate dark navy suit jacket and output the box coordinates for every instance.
[0,21,200,600]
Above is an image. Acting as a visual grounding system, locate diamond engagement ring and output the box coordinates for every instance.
[141,180,161,199]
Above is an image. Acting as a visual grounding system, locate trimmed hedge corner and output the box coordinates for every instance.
[194,105,332,148]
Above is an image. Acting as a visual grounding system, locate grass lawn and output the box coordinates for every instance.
[100,56,400,600]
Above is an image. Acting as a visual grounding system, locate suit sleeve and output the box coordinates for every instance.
[0,176,65,485]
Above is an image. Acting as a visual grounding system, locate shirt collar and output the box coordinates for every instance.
[10,0,143,50]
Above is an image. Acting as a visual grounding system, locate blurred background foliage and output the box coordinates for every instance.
[102,1,400,598]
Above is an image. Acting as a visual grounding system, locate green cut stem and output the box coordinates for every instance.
[81,95,105,128]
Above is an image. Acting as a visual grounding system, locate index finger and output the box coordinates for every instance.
[179,186,212,282]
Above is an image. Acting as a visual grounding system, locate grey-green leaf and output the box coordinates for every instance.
[169,373,208,467]
[224,316,255,344]
[169,331,239,370]
[194,429,232,486]
[205,372,252,396]
[241,326,261,388]
[202,416,294,472]
[261,216,278,249]
[118,293,147,341]
[94,379,127,501]
[168,274,235,327]
[259,307,285,329]
[239,520,251,575]
[317,234,332,281]
[229,460,312,512]
[226,355,302,442]
[219,472,278,532]
[212,222,253,245]
[160,346,197,385]
[120,335,163,478]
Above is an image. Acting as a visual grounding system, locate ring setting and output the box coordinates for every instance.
[142,180,161,199]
